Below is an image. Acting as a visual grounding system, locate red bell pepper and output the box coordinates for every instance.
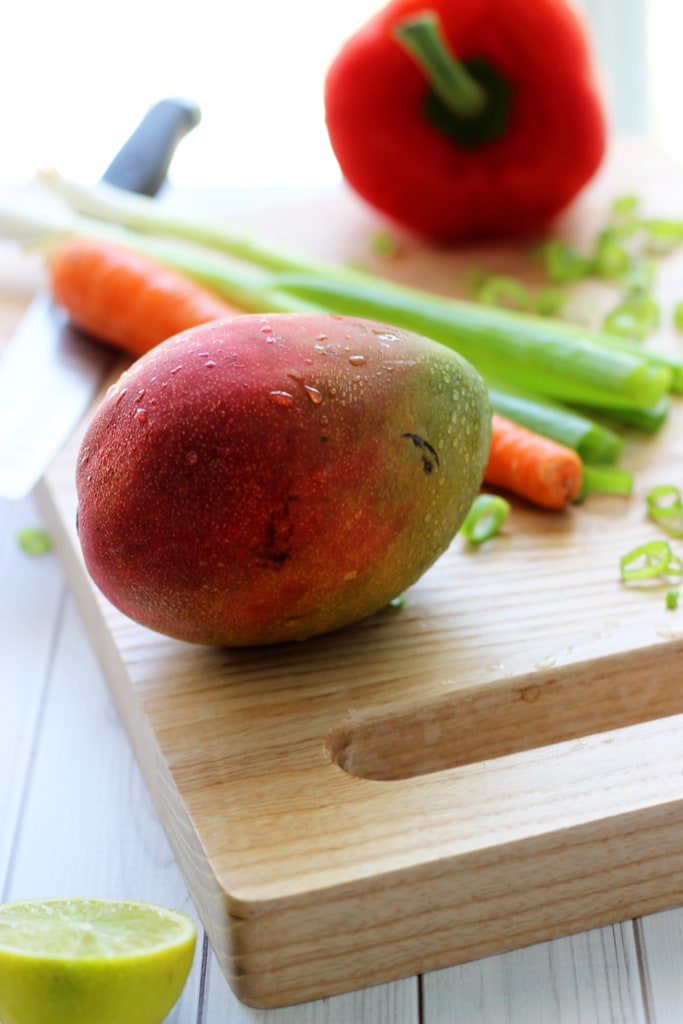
[324,0,607,242]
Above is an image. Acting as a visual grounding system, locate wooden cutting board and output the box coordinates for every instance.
[36,139,683,1008]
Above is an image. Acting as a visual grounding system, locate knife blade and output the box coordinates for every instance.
[0,97,201,501]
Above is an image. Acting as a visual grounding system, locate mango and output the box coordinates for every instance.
[75,313,491,646]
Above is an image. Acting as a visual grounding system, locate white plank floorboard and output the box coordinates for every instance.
[637,908,683,1023]
[421,923,648,1024]
[0,495,65,888]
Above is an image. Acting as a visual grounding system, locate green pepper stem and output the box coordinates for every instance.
[393,12,486,118]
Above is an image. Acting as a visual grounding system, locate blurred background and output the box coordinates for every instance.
[0,0,678,188]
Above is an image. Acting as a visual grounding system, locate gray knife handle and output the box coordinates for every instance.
[101,97,201,196]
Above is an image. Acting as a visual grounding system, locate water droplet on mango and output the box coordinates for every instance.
[304,385,324,404]
[269,390,294,407]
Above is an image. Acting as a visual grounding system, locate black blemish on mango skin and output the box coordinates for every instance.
[402,433,440,475]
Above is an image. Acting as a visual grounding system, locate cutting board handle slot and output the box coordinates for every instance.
[325,646,683,780]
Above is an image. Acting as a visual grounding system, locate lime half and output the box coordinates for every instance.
[0,897,196,1024]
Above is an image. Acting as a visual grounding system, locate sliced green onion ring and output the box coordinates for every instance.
[646,484,682,513]
[17,527,52,555]
[371,230,401,258]
[475,275,529,311]
[622,258,657,294]
[593,237,631,280]
[620,539,683,581]
[646,484,683,537]
[642,217,683,254]
[534,286,565,317]
[611,194,640,220]
[603,293,660,341]
[540,239,593,283]
[460,494,511,544]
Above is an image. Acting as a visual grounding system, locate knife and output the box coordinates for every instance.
[0,97,201,501]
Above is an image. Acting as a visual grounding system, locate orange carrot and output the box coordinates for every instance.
[49,236,239,358]
[484,412,583,510]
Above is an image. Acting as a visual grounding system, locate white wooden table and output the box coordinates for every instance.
[3,173,683,1022]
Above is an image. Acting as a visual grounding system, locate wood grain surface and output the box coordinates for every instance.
[30,138,683,1008]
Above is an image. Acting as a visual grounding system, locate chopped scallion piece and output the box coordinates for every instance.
[371,231,401,258]
[540,239,593,283]
[646,484,683,537]
[534,286,565,317]
[460,494,511,544]
[674,301,683,333]
[17,528,52,555]
[622,258,657,294]
[620,540,683,582]
[475,275,529,311]
[463,267,489,295]
[593,237,631,280]
[666,587,680,609]
[646,483,681,511]
[641,217,683,254]
[602,293,660,341]
[611,194,640,219]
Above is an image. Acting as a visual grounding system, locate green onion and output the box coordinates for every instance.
[646,484,683,537]
[36,168,358,280]
[577,328,683,394]
[666,587,680,609]
[474,275,530,311]
[539,239,593,282]
[620,540,683,582]
[621,258,657,294]
[611,194,640,219]
[17,528,52,555]
[641,217,683,254]
[534,286,565,317]
[593,395,670,435]
[371,231,401,258]
[464,267,490,295]
[674,301,683,333]
[602,293,660,342]
[460,494,511,543]
[580,464,633,498]
[592,235,632,280]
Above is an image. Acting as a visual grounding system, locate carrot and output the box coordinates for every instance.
[484,412,583,509]
[49,236,239,358]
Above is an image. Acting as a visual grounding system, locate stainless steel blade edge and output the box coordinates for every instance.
[0,295,117,500]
